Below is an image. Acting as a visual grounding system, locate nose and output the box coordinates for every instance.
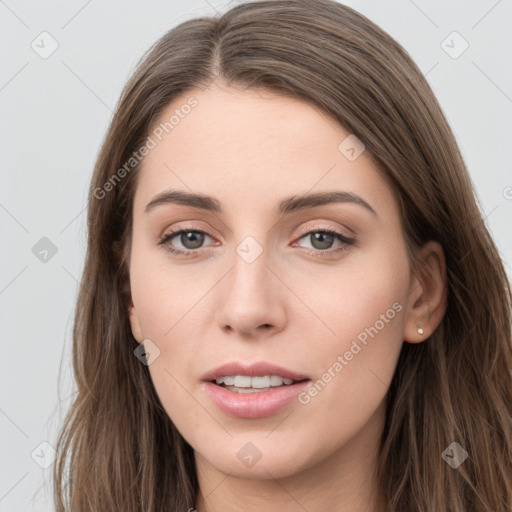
[214,244,287,339]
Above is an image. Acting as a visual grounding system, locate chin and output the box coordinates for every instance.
[193,434,320,480]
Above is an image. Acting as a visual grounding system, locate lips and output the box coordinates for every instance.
[201,361,311,419]
[201,361,310,383]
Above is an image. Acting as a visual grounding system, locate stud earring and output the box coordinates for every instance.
[417,327,424,335]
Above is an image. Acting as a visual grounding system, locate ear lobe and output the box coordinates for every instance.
[403,241,448,344]
[128,299,144,343]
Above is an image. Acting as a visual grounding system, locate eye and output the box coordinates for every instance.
[294,226,355,256]
[158,228,215,256]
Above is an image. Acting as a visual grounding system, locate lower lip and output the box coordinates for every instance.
[203,380,311,419]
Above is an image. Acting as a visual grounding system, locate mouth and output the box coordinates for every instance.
[201,362,311,419]
[211,375,309,394]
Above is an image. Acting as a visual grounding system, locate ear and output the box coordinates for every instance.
[403,240,448,343]
[128,297,144,343]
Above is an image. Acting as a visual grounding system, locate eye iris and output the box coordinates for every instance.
[311,232,334,250]
[181,231,204,249]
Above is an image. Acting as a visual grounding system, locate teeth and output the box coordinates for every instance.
[251,376,270,388]
[234,375,252,388]
[215,375,296,388]
[270,375,283,386]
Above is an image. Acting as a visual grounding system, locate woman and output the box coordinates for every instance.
[53,0,512,510]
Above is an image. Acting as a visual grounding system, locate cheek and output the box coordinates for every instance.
[289,247,407,418]
[128,242,213,418]
[130,267,208,438]
[129,236,197,337]
[289,245,407,356]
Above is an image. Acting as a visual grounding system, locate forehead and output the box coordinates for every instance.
[134,84,397,221]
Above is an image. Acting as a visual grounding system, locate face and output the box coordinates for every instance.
[127,83,419,480]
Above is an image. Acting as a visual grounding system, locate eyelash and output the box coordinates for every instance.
[158,225,356,259]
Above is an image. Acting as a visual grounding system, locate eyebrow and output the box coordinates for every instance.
[144,189,378,217]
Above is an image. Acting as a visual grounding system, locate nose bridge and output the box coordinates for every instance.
[229,234,272,305]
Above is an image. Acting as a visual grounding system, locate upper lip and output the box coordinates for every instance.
[201,361,310,382]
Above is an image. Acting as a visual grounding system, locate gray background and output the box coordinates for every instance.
[1,0,511,509]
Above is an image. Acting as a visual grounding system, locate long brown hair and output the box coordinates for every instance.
[53,1,512,510]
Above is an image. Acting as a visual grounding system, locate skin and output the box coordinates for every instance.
[128,81,447,512]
